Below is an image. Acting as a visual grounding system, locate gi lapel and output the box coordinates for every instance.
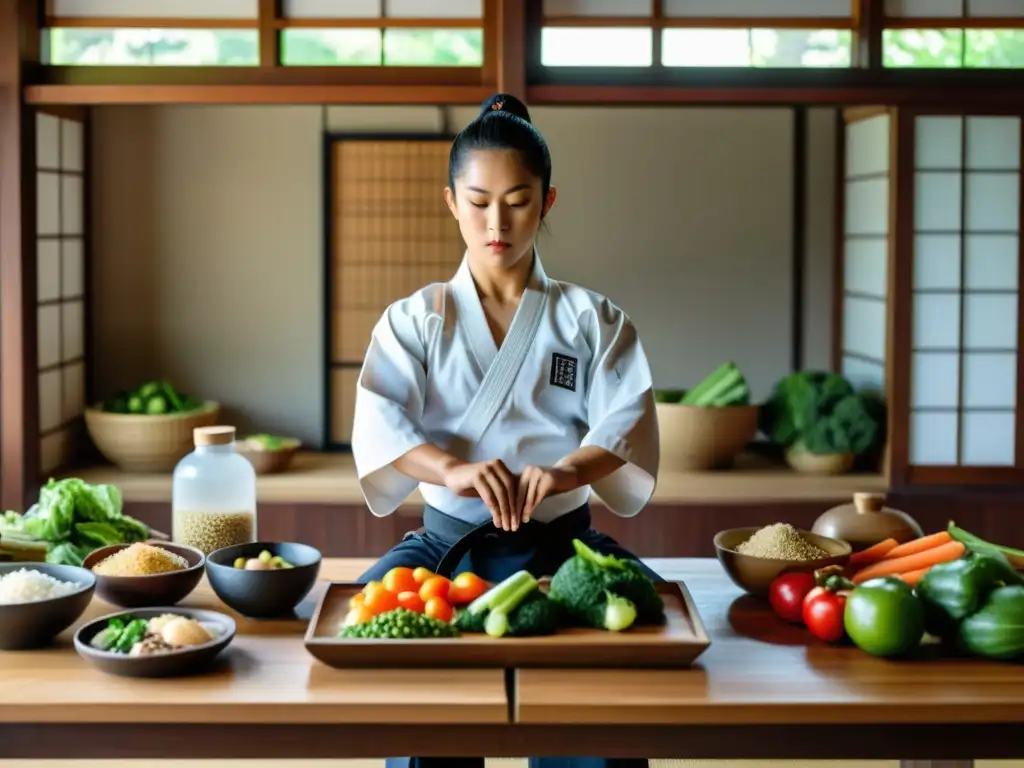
[450,249,551,445]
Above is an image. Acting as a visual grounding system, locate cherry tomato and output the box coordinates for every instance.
[364,587,399,615]
[362,580,386,598]
[424,597,453,623]
[383,567,419,595]
[447,572,488,605]
[349,592,366,610]
[412,567,435,585]
[803,588,848,643]
[397,590,426,613]
[419,575,451,602]
[768,572,816,624]
[343,605,374,626]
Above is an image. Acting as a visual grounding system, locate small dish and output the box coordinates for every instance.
[713,526,851,598]
[74,606,236,677]
[206,541,321,619]
[83,541,205,608]
[0,563,96,650]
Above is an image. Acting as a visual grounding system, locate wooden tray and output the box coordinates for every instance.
[303,581,711,669]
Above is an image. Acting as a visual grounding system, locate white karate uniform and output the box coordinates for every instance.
[351,250,660,525]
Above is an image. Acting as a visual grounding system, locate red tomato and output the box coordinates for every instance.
[802,588,848,643]
[419,575,451,602]
[397,590,426,613]
[383,567,419,595]
[768,572,816,624]
[447,572,488,605]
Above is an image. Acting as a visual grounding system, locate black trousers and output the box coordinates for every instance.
[358,503,657,768]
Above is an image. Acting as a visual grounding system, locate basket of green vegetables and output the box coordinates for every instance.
[84,380,220,473]
[654,362,759,471]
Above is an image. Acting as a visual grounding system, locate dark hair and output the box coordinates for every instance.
[447,93,552,208]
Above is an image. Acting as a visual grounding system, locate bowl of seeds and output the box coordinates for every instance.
[713,523,851,598]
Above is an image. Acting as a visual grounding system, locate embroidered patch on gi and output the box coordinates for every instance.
[550,352,578,392]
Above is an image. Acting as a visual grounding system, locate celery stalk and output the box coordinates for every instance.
[680,362,737,406]
[483,576,540,638]
[467,570,535,616]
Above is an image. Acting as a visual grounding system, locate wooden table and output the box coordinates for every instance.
[1,558,1021,767]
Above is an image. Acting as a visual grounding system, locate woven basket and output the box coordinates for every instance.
[656,402,760,471]
[236,438,301,475]
[84,401,221,473]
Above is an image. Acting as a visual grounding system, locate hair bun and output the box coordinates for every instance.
[479,93,532,124]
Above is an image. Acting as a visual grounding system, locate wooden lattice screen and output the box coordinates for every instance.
[325,135,463,449]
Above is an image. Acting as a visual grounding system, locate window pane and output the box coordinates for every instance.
[46,28,259,65]
[964,29,1024,68]
[540,27,653,67]
[883,29,965,68]
[382,28,483,66]
[662,28,851,67]
[281,29,383,65]
[280,28,483,66]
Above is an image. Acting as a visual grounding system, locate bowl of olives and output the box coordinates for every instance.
[205,542,321,619]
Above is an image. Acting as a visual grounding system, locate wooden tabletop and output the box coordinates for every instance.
[0,558,507,726]
[67,451,886,505]
[2,557,1022,763]
[516,559,1024,727]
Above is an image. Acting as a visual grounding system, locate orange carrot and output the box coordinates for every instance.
[847,538,899,568]
[898,567,931,586]
[852,540,966,584]
[883,531,953,560]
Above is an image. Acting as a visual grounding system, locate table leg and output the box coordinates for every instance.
[901,761,974,767]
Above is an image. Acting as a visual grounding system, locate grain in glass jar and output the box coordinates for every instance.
[172,425,257,555]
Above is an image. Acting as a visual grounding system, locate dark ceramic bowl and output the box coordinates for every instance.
[83,541,205,608]
[74,606,235,678]
[206,541,322,619]
[0,563,96,650]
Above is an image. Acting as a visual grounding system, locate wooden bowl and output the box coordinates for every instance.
[0,563,96,650]
[84,401,221,473]
[83,542,205,608]
[785,448,855,476]
[656,403,760,471]
[206,541,321,619]
[713,526,852,598]
[236,438,301,475]
[74,606,235,678]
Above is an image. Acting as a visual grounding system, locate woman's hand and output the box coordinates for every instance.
[516,465,580,524]
[443,459,518,531]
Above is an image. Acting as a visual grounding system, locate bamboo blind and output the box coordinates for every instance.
[328,137,463,446]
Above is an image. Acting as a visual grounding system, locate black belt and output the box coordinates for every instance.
[424,503,592,578]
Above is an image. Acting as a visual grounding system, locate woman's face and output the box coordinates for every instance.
[445,149,556,271]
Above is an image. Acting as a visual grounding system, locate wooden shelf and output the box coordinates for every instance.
[62,451,886,506]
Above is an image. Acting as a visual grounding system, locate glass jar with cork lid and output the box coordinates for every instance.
[172,425,257,555]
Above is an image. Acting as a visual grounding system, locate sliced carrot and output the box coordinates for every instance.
[897,567,930,586]
[883,531,953,560]
[852,540,966,584]
[847,538,899,568]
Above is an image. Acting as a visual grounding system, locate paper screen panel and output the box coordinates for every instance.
[908,114,1022,469]
[36,112,89,476]
[329,137,462,445]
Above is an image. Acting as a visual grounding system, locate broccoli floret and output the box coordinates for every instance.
[548,539,665,628]
[507,591,561,636]
[453,607,488,633]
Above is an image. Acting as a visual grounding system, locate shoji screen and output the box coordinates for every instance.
[908,115,1021,469]
[325,136,462,449]
[36,111,87,476]
[841,111,891,396]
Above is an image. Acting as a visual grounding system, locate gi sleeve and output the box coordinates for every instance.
[351,298,433,517]
[579,300,660,518]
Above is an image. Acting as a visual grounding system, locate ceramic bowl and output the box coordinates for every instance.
[713,526,851,598]
[0,563,96,650]
[74,606,235,677]
[205,541,322,619]
[83,541,205,608]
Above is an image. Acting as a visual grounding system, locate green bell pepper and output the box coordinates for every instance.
[958,584,1024,661]
[916,550,1023,640]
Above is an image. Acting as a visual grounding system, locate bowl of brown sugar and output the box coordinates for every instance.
[713,523,851,598]
[84,541,206,608]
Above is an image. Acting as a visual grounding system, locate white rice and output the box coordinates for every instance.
[0,568,81,605]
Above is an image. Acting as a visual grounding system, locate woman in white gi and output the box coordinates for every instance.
[352,94,659,768]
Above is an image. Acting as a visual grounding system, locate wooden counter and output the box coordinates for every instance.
[3,558,1024,765]
[66,451,886,505]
